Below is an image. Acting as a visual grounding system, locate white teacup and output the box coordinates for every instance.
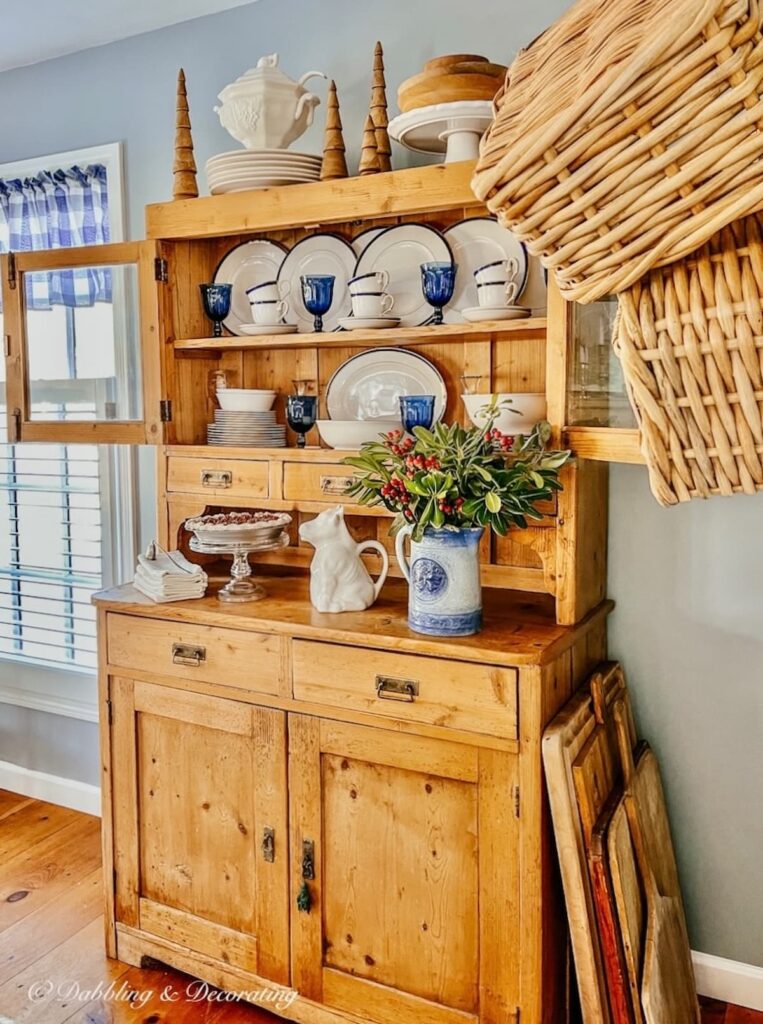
[251,298,289,325]
[474,257,519,286]
[476,279,519,308]
[348,271,390,294]
[351,291,395,318]
[246,279,290,303]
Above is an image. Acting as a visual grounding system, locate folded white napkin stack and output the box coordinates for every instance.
[133,547,208,603]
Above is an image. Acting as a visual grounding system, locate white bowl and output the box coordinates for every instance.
[317,420,401,450]
[461,393,547,435]
[217,389,277,412]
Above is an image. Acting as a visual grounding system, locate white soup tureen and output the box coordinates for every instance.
[214,53,325,151]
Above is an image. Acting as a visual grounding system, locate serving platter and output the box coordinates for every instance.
[443,218,528,322]
[326,347,447,422]
[277,233,356,333]
[213,239,288,335]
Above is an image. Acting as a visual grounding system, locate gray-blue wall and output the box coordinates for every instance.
[0,0,760,969]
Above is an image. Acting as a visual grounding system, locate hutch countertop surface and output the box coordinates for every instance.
[94,576,612,667]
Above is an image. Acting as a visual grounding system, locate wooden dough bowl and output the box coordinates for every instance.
[398,55,507,113]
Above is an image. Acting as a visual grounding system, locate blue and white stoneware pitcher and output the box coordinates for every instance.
[395,526,484,636]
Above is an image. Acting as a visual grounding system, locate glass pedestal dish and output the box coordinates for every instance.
[189,531,289,603]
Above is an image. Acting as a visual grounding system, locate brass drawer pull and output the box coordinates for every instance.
[376,675,419,702]
[201,469,232,488]
[172,643,206,667]
[320,475,353,497]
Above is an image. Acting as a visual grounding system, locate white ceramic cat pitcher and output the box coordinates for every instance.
[299,506,389,613]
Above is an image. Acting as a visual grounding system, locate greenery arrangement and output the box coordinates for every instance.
[343,410,571,542]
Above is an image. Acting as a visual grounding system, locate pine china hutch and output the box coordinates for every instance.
[1,161,639,1024]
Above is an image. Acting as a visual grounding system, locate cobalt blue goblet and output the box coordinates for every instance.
[400,395,436,434]
[420,261,456,326]
[300,274,335,333]
[286,394,318,448]
[199,283,232,337]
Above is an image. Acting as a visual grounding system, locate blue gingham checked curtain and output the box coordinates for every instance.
[0,164,111,309]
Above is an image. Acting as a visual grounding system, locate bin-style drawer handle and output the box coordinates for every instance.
[172,643,206,667]
[201,469,232,488]
[320,475,353,497]
[376,675,419,702]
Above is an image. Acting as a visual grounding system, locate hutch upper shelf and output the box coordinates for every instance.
[0,159,642,462]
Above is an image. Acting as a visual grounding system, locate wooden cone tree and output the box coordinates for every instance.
[172,69,198,200]
[370,41,391,172]
[358,114,381,175]
[320,80,349,181]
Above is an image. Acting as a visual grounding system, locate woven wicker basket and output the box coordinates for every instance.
[614,212,763,505]
[472,0,763,304]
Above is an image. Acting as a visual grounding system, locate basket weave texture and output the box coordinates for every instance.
[472,0,763,304]
[614,213,763,505]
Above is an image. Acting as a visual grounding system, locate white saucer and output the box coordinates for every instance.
[338,316,401,331]
[238,323,299,336]
[462,306,532,322]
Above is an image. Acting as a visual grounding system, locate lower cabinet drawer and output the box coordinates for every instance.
[291,639,517,739]
[106,614,282,695]
[167,456,269,500]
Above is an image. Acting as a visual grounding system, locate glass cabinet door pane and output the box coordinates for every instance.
[567,298,637,428]
[24,263,142,423]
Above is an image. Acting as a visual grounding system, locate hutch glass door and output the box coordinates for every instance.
[1,241,164,444]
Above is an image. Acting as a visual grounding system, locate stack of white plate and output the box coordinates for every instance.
[207,409,286,448]
[206,150,322,195]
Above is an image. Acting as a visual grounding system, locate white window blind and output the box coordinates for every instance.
[0,417,103,671]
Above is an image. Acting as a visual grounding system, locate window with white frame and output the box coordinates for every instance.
[0,144,135,674]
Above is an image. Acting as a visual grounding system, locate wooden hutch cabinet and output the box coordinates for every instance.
[0,160,634,1023]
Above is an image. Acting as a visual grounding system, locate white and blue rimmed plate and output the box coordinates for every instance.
[326,347,447,422]
[443,218,528,324]
[213,239,289,336]
[353,223,452,328]
[276,233,356,334]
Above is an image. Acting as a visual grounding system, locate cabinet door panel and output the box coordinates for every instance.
[110,677,289,984]
[289,715,519,1024]
[322,753,479,1012]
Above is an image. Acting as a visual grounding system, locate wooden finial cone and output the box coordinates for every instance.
[370,41,391,172]
[320,80,349,181]
[359,113,381,175]
[173,68,198,200]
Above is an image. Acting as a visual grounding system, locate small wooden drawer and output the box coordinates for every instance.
[167,456,269,500]
[291,640,517,739]
[107,614,281,695]
[283,463,361,505]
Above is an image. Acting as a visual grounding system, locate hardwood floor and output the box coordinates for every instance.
[0,790,758,1023]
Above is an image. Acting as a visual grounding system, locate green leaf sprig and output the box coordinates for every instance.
[343,412,570,542]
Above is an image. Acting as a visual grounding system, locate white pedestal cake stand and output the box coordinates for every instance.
[190,532,289,603]
[388,101,494,164]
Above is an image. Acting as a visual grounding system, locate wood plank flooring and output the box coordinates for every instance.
[0,790,759,1023]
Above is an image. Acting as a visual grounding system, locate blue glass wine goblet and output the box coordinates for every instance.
[301,275,335,333]
[286,394,318,448]
[400,395,436,434]
[420,261,456,326]
[199,283,232,338]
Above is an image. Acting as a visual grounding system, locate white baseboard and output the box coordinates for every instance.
[0,759,100,816]
[693,950,763,1011]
